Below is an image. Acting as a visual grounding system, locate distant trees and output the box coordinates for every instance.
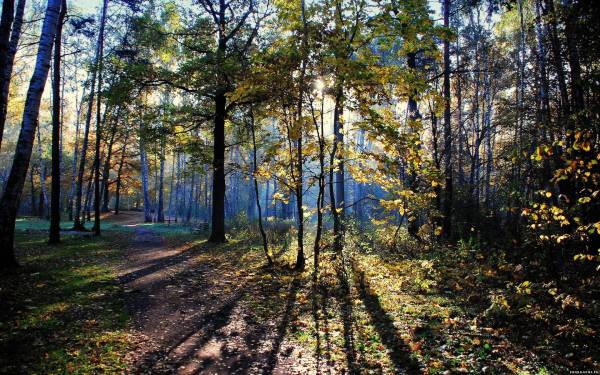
[0,0,598,277]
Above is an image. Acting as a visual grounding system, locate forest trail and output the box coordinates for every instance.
[115,216,313,374]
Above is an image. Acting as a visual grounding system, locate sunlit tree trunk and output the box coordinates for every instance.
[0,0,25,150]
[101,111,119,213]
[114,129,128,215]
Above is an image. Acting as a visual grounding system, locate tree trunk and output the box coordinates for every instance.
[49,0,66,244]
[36,126,49,219]
[157,137,165,222]
[73,8,104,230]
[92,0,109,236]
[442,0,453,239]
[0,0,25,150]
[114,129,128,215]
[313,89,326,277]
[101,111,118,212]
[249,108,272,266]
[67,75,87,221]
[543,0,570,122]
[186,171,195,223]
[0,0,62,268]
[209,91,226,242]
[168,149,176,222]
[562,0,584,117]
[140,121,152,223]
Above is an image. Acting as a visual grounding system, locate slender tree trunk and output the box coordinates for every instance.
[442,0,453,239]
[0,0,25,150]
[30,167,36,216]
[168,149,176,222]
[140,120,152,223]
[186,171,195,223]
[101,111,118,212]
[456,40,464,186]
[330,88,343,254]
[73,10,104,230]
[49,0,66,244]
[114,129,128,215]
[562,0,584,117]
[313,91,326,278]
[293,0,309,271]
[67,76,86,221]
[92,0,109,236]
[543,0,570,122]
[249,108,272,266]
[36,126,49,219]
[0,0,62,268]
[406,51,422,238]
[157,137,165,222]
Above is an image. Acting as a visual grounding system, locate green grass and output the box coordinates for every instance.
[0,228,131,374]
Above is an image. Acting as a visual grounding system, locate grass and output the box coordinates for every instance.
[0,230,131,374]
[2,217,597,374]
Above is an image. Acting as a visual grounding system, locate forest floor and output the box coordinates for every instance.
[1,212,598,374]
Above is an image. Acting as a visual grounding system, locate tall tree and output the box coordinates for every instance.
[92,0,109,236]
[0,0,63,268]
[49,0,67,244]
[442,0,453,238]
[0,0,25,150]
[73,1,107,230]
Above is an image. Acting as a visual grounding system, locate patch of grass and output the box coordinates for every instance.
[0,231,131,374]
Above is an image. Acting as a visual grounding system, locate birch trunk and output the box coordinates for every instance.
[0,0,62,267]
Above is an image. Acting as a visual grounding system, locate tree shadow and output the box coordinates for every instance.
[353,263,422,374]
[260,277,301,374]
[311,274,335,374]
[336,264,360,375]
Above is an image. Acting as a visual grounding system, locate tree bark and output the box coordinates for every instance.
[157,136,165,222]
[49,0,66,244]
[249,108,272,266]
[0,0,25,150]
[101,111,119,212]
[140,120,152,223]
[208,91,226,242]
[0,0,62,268]
[36,125,49,219]
[114,129,128,215]
[92,0,109,236]
[442,0,453,239]
[73,4,105,230]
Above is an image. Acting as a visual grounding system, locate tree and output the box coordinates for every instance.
[0,0,25,150]
[73,0,108,231]
[0,0,63,268]
[49,0,67,244]
[92,0,110,236]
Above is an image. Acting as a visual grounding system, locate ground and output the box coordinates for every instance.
[0,212,598,374]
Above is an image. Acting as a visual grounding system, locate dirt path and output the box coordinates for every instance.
[115,215,313,374]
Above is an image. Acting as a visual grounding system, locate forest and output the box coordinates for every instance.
[0,0,598,373]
